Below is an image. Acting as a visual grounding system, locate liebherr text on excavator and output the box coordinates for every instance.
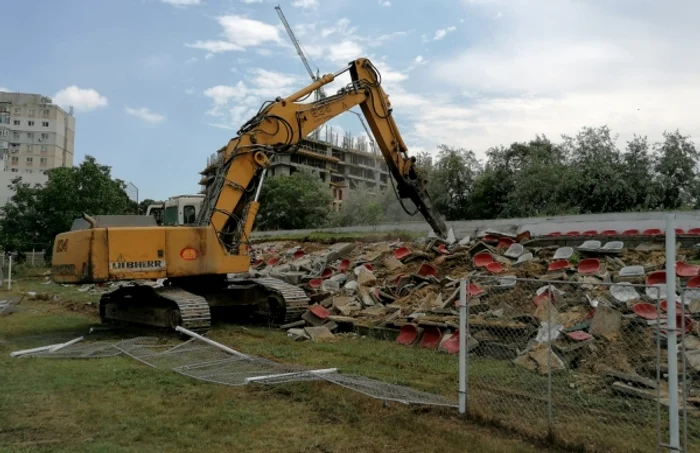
[50,58,448,333]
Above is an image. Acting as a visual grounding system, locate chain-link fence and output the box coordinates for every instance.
[680,287,700,452]
[0,250,47,267]
[12,334,456,408]
[461,276,693,453]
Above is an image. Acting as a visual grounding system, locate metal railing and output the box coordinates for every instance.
[456,214,698,452]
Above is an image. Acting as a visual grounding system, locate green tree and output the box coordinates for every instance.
[502,137,577,217]
[621,135,656,210]
[255,170,333,230]
[429,145,481,220]
[653,130,699,209]
[562,126,629,213]
[0,155,134,259]
[138,198,161,214]
[333,183,384,227]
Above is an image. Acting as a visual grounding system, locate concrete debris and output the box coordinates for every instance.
[250,236,698,389]
[458,235,471,246]
[383,255,405,271]
[287,328,310,341]
[304,326,335,342]
[514,343,566,375]
[0,296,22,316]
[446,228,456,245]
[357,267,377,286]
[343,281,359,294]
[590,305,622,339]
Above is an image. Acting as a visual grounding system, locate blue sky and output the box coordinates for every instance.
[1,0,698,201]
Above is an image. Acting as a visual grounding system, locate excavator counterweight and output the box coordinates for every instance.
[50,57,448,333]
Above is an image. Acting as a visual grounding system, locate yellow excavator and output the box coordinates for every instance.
[50,58,448,333]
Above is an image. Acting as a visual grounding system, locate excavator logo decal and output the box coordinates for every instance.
[56,239,69,253]
[109,258,165,271]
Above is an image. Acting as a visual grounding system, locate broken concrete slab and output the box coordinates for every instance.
[343,281,359,294]
[287,328,310,341]
[304,326,335,342]
[446,228,456,245]
[603,371,658,389]
[527,343,566,374]
[358,305,387,318]
[612,382,662,401]
[590,305,622,339]
[319,243,355,263]
[280,320,306,330]
[335,302,362,317]
[383,254,405,272]
[358,287,376,307]
[357,267,377,286]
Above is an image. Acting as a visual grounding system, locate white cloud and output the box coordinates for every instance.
[0,87,10,92]
[292,0,318,8]
[187,16,281,57]
[371,31,408,46]
[125,107,165,124]
[327,40,363,64]
[160,0,201,7]
[388,0,700,158]
[185,57,198,64]
[217,15,281,48]
[379,0,391,6]
[185,40,242,53]
[433,26,456,41]
[414,55,424,64]
[321,18,354,38]
[240,0,262,3]
[53,86,108,112]
[185,88,196,95]
[203,69,303,128]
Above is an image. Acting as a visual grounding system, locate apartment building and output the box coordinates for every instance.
[199,129,390,212]
[0,91,76,205]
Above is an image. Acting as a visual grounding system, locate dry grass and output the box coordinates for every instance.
[0,278,558,453]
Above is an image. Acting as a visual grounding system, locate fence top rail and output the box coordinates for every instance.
[464,275,671,291]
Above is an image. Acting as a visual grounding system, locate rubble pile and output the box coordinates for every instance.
[251,231,700,384]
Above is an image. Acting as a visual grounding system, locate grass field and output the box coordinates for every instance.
[0,272,562,453]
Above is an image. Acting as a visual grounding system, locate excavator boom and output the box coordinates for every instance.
[197,58,447,254]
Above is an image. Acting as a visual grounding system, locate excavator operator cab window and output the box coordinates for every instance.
[183,205,196,225]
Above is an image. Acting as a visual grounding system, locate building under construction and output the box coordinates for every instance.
[199,126,390,212]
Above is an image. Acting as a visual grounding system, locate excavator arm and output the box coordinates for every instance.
[198,57,448,254]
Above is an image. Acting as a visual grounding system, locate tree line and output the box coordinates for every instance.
[1,125,696,257]
[257,126,700,229]
[0,156,136,260]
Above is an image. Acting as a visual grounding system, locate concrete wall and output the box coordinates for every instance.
[0,171,48,207]
[251,210,700,239]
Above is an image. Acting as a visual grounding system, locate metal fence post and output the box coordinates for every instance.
[665,213,680,451]
[31,248,35,266]
[547,284,553,436]
[458,279,466,414]
[7,254,12,290]
[681,290,688,453]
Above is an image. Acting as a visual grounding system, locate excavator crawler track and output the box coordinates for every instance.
[251,277,310,324]
[99,285,211,334]
[156,287,212,332]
